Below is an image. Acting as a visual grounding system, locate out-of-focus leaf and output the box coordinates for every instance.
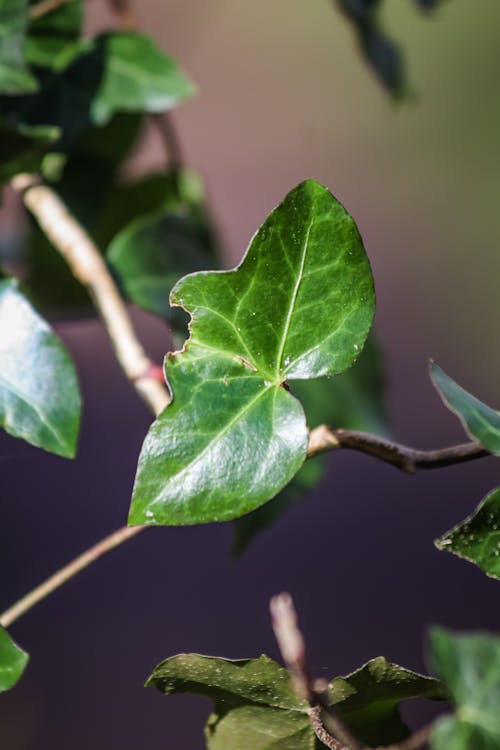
[25,0,83,68]
[430,362,500,455]
[435,486,500,580]
[147,652,442,749]
[232,335,389,555]
[329,657,444,746]
[0,278,81,456]
[0,0,38,94]
[128,180,375,526]
[107,170,218,331]
[429,628,500,750]
[0,626,28,692]
[0,120,59,187]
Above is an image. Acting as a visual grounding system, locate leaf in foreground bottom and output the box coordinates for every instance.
[435,486,500,580]
[129,179,375,526]
[429,627,500,749]
[0,626,28,692]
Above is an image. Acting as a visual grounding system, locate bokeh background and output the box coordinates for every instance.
[2,0,500,747]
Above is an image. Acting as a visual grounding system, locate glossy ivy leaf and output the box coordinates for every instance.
[232,335,389,555]
[0,626,28,692]
[107,170,218,329]
[431,362,500,454]
[24,0,83,68]
[129,179,375,526]
[0,0,38,94]
[329,656,444,746]
[0,279,81,457]
[436,487,500,580]
[147,653,442,749]
[429,627,500,749]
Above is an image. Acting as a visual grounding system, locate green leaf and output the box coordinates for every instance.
[329,657,445,747]
[0,120,59,187]
[25,0,83,68]
[147,653,443,749]
[0,278,81,457]
[107,170,218,328]
[430,362,500,454]
[435,486,500,580]
[0,626,28,692]
[232,335,389,555]
[147,654,314,750]
[429,627,500,749]
[0,0,38,94]
[129,179,375,526]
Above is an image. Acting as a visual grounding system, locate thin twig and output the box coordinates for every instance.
[377,724,432,750]
[12,174,170,416]
[29,0,73,20]
[0,526,142,628]
[307,425,488,472]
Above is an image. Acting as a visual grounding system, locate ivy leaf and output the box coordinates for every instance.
[435,486,500,580]
[0,626,29,692]
[128,179,375,526]
[147,653,443,749]
[107,170,218,330]
[428,627,500,749]
[25,0,83,68]
[232,335,389,555]
[0,120,59,188]
[0,278,81,457]
[329,657,445,746]
[0,0,38,94]
[430,362,500,454]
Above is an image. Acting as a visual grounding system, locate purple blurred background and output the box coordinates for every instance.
[1,1,500,747]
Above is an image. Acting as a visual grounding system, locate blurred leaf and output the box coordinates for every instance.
[429,628,500,749]
[329,657,444,746]
[147,653,442,749]
[435,486,500,580]
[24,0,83,68]
[0,278,81,456]
[0,626,28,692]
[336,0,404,95]
[0,0,38,94]
[232,335,389,555]
[430,362,500,454]
[0,120,59,187]
[107,170,219,331]
[128,180,375,526]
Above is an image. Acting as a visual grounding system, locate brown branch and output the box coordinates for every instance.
[29,0,73,20]
[12,174,170,416]
[377,724,432,750]
[307,425,488,473]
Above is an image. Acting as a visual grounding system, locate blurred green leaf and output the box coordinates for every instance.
[147,652,442,749]
[435,486,500,580]
[329,656,444,746]
[232,335,389,555]
[0,120,59,187]
[128,180,375,526]
[0,0,38,94]
[25,0,83,68]
[431,362,500,455]
[0,626,28,692]
[429,628,500,750]
[0,278,81,456]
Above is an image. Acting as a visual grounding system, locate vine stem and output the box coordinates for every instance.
[0,526,143,628]
[270,593,434,750]
[29,0,73,20]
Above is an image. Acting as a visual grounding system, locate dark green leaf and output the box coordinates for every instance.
[205,705,315,750]
[232,335,389,554]
[430,362,500,454]
[329,656,445,746]
[0,120,59,187]
[129,179,375,526]
[429,627,500,749]
[0,278,81,456]
[0,0,38,94]
[25,0,83,68]
[107,170,218,329]
[0,626,28,692]
[436,486,500,580]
